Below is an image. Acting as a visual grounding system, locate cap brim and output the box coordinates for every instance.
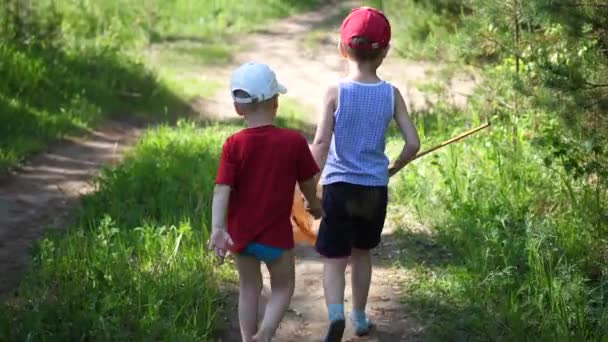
[277,83,287,95]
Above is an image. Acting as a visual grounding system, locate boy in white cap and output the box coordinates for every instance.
[209,62,322,342]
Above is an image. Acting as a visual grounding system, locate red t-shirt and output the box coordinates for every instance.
[215,125,319,252]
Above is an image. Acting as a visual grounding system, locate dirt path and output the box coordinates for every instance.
[0,119,144,295]
[279,223,422,342]
[218,222,423,342]
[199,1,476,122]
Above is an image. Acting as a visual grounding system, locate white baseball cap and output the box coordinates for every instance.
[231,62,287,104]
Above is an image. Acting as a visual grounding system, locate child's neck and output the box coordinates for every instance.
[346,60,381,84]
[244,111,275,128]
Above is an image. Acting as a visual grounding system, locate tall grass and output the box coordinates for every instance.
[0,121,240,340]
[385,103,607,340]
[0,0,320,172]
[373,0,608,339]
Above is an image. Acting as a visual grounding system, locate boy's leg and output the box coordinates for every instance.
[350,247,373,335]
[258,284,271,328]
[351,247,372,312]
[316,183,354,341]
[349,186,388,336]
[254,249,295,342]
[323,257,348,307]
[323,257,348,341]
[235,254,263,342]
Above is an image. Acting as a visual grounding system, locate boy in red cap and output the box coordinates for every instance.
[310,7,421,341]
[209,62,322,342]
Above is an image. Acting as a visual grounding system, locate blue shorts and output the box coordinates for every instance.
[241,243,284,263]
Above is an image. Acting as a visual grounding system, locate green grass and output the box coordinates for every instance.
[0,121,241,340]
[0,43,190,172]
[371,1,608,339]
[385,104,607,340]
[0,111,315,339]
[366,0,466,61]
[150,42,236,68]
[0,0,321,172]
[275,97,317,136]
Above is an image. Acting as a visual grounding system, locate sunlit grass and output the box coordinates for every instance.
[388,103,607,340]
[149,42,237,69]
[0,0,322,172]
[156,68,222,100]
[0,107,320,339]
[275,97,316,136]
[0,44,186,172]
[0,121,239,340]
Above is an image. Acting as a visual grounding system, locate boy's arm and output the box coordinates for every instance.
[310,85,338,173]
[209,184,234,264]
[298,176,322,219]
[389,87,421,177]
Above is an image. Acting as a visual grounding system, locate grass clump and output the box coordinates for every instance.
[0,121,240,340]
[275,97,317,137]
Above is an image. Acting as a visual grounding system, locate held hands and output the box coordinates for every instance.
[208,228,234,265]
[388,163,400,178]
[307,201,323,219]
[303,195,323,219]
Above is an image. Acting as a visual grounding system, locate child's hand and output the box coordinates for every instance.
[388,163,400,178]
[306,199,323,220]
[388,159,409,178]
[208,229,234,265]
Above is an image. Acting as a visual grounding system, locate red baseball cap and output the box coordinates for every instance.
[340,7,391,50]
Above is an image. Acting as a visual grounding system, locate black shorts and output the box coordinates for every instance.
[315,182,388,258]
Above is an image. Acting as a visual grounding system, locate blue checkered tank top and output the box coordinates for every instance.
[321,80,394,186]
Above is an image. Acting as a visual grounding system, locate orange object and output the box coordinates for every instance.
[291,186,318,246]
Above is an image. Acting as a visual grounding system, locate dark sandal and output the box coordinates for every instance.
[323,319,345,342]
[354,320,374,337]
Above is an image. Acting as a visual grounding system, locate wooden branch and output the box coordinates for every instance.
[414,122,491,161]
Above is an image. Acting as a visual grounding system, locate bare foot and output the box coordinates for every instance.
[252,328,271,342]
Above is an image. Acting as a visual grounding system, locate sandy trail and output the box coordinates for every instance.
[200,1,476,123]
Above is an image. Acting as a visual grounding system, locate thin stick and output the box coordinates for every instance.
[413,122,491,160]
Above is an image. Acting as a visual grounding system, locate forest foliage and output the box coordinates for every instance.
[372,0,608,339]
